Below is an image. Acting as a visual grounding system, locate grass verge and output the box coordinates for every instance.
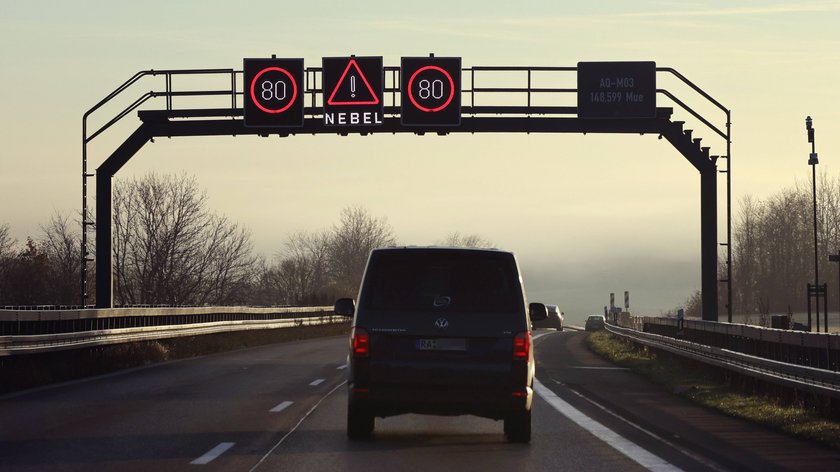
[586,330,840,450]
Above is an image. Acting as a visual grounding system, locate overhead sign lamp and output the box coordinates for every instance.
[806,116,818,164]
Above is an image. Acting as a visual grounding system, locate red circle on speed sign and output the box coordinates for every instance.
[407,65,455,113]
[249,67,298,114]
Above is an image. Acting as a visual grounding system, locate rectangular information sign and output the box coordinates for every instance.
[577,62,656,119]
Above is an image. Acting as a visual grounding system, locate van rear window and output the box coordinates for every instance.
[360,250,523,313]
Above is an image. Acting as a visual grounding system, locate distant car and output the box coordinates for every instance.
[335,247,547,443]
[585,315,606,331]
[533,304,564,331]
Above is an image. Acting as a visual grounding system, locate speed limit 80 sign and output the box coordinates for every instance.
[401,56,461,126]
[243,58,304,127]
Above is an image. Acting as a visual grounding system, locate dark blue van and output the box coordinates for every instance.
[335,247,546,442]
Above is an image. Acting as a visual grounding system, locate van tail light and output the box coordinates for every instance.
[352,328,370,357]
[513,331,531,360]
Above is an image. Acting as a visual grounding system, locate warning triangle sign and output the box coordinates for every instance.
[327,59,380,106]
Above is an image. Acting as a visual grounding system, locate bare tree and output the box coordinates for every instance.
[112,173,256,306]
[730,188,811,315]
[683,289,702,318]
[189,214,256,305]
[260,207,396,305]
[274,231,331,305]
[0,219,81,306]
[0,224,16,304]
[438,232,494,248]
[250,257,285,306]
[3,238,50,305]
[39,212,80,305]
[726,174,840,317]
[732,196,762,314]
[327,207,397,297]
[813,173,840,312]
[0,224,13,259]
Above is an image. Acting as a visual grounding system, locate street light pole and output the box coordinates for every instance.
[807,116,820,332]
[830,253,840,333]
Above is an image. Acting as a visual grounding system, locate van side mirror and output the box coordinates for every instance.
[529,302,548,321]
[335,298,356,317]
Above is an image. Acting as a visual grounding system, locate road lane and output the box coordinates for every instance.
[535,329,840,471]
[0,336,349,472]
[3,330,839,471]
[1,332,650,472]
[252,377,648,472]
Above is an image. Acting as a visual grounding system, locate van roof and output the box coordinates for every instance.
[374,245,508,254]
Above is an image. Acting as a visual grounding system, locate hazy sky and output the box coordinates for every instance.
[2,1,839,321]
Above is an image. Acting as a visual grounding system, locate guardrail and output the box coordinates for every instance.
[0,306,342,356]
[620,314,840,371]
[605,321,840,400]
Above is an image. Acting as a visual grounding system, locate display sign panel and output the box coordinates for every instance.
[401,57,461,126]
[243,58,304,127]
[322,56,384,126]
[577,62,656,119]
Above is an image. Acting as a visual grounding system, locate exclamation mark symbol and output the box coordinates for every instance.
[350,76,356,98]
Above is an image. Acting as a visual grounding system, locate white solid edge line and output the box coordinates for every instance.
[269,400,294,413]
[191,441,235,465]
[561,382,727,472]
[534,379,681,472]
[249,381,346,472]
[309,378,325,386]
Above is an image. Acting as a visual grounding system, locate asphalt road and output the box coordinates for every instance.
[1,330,838,471]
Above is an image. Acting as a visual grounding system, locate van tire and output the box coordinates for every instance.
[347,401,374,440]
[505,408,531,443]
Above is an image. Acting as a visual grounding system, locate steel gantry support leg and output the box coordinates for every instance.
[95,172,113,308]
[700,166,719,321]
[662,124,719,321]
[95,124,151,308]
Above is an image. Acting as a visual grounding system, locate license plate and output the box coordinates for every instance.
[415,338,467,351]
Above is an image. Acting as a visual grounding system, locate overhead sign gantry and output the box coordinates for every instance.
[81,56,731,322]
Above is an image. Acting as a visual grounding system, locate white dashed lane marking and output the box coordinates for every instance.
[309,379,325,386]
[191,442,235,465]
[571,366,630,370]
[269,401,294,413]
